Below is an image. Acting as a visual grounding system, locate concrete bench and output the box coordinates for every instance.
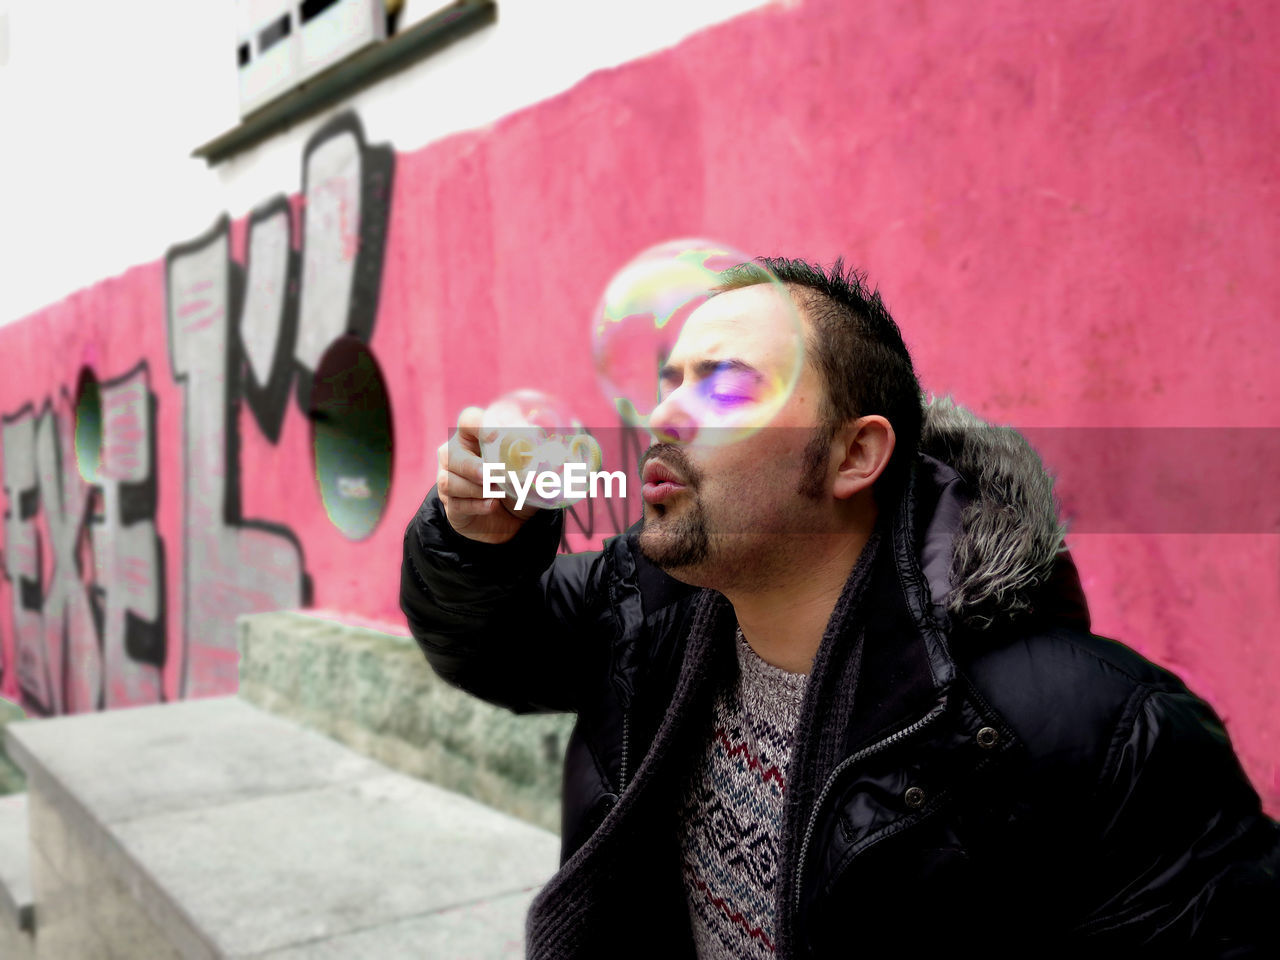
[5,697,560,959]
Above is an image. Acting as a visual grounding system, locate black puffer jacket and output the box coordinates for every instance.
[401,399,1280,958]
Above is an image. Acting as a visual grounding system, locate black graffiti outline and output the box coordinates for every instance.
[559,423,648,552]
[240,195,301,443]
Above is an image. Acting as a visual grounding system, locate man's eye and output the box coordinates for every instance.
[709,392,750,406]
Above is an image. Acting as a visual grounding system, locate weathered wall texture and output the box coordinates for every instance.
[0,0,1276,813]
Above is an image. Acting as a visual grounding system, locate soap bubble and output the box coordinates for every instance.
[479,389,603,510]
[591,239,805,446]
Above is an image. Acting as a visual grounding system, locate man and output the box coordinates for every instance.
[401,258,1279,958]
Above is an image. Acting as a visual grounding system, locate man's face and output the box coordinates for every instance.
[637,284,832,589]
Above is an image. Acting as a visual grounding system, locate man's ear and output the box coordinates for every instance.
[832,416,895,501]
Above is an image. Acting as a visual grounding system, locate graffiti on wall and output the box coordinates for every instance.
[0,106,643,714]
[0,112,396,713]
[2,403,63,713]
[167,220,311,697]
[94,364,166,708]
[559,424,647,554]
[165,112,393,698]
[0,364,166,714]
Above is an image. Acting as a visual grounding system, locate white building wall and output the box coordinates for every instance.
[0,0,771,329]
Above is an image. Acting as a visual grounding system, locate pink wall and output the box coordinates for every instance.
[1,0,1276,813]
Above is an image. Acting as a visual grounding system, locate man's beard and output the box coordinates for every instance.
[636,443,710,571]
[797,420,834,501]
[638,495,711,570]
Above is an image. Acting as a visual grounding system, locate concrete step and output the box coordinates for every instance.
[0,792,35,960]
[0,792,33,931]
[5,697,560,958]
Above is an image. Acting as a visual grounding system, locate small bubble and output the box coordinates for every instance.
[480,389,602,510]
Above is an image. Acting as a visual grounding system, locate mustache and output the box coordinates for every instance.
[638,443,701,489]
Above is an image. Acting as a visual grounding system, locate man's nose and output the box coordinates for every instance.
[648,391,698,445]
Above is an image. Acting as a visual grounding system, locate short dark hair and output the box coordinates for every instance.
[717,257,923,506]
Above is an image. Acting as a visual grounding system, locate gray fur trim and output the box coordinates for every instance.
[919,396,1068,631]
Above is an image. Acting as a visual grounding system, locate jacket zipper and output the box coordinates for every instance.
[618,711,631,793]
[792,700,947,918]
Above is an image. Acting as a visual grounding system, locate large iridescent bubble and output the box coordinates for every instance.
[479,389,603,510]
[591,239,805,447]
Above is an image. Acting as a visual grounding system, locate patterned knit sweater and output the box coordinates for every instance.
[677,628,809,958]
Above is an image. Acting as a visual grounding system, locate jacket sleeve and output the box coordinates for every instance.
[399,486,613,715]
[1073,686,1280,955]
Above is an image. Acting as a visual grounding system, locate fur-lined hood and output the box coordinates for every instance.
[917,396,1074,633]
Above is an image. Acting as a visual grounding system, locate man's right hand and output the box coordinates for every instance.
[437,406,540,544]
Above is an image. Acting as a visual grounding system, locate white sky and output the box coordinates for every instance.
[0,0,772,328]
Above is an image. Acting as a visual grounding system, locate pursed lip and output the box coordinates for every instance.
[641,459,687,504]
[642,459,685,486]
